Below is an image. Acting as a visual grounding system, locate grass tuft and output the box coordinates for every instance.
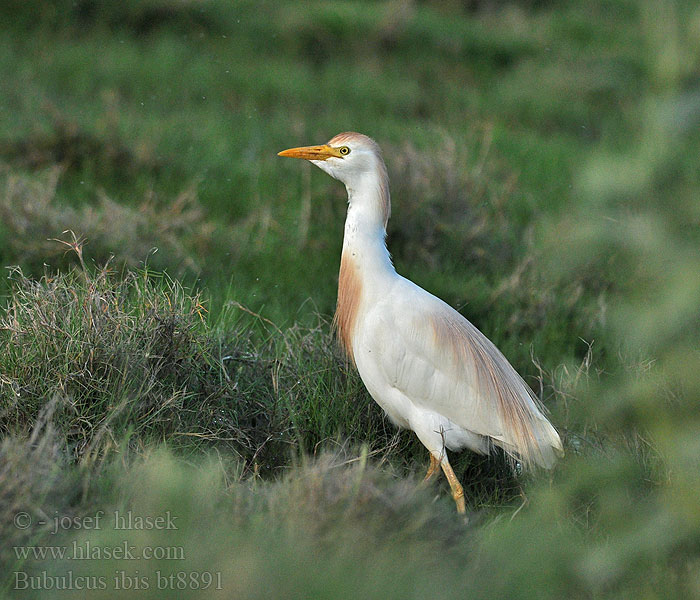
[0,260,262,462]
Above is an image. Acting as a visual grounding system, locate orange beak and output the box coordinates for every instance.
[277,144,342,161]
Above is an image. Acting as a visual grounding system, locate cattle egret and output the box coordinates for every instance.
[278,132,563,514]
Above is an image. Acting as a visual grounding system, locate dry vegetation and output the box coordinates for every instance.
[0,167,216,274]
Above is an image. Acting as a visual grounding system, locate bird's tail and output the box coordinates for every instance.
[492,395,563,470]
[513,413,563,469]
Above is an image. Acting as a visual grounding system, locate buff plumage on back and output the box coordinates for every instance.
[427,307,563,468]
[328,132,391,228]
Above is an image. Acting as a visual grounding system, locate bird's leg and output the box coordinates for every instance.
[440,460,466,515]
[423,453,439,483]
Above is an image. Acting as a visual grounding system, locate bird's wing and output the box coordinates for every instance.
[370,277,562,467]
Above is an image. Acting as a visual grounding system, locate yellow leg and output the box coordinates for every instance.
[440,460,466,515]
[423,453,439,483]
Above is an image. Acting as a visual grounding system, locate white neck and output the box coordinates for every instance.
[342,173,394,277]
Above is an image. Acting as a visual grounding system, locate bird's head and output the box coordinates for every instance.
[278,132,385,187]
[278,132,391,227]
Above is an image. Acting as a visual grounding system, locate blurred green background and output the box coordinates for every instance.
[1,0,699,598]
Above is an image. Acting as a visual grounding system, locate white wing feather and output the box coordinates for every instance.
[365,277,562,468]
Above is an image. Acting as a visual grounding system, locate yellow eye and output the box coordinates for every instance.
[339,146,350,156]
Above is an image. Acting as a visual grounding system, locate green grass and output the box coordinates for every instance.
[0,0,636,331]
[1,0,700,597]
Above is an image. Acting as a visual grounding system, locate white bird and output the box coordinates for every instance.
[279,132,562,514]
